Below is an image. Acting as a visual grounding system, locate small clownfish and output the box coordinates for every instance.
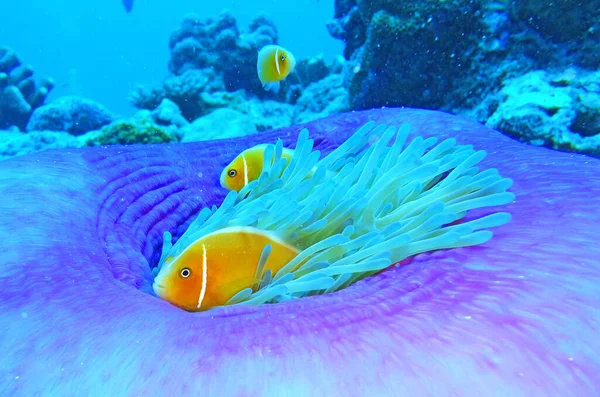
[220,144,295,192]
[152,226,300,312]
[257,45,296,93]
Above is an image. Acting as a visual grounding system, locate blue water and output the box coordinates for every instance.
[1,0,341,117]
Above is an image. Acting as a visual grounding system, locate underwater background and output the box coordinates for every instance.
[1,0,600,396]
[1,0,599,157]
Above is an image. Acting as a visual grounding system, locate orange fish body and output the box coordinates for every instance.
[152,226,300,311]
[257,45,296,93]
[220,144,296,192]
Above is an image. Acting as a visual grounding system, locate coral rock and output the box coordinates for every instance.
[181,108,257,142]
[0,130,82,161]
[129,69,224,121]
[0,47,54,130]
[152,98,189,128]
[84,119,179,146]
[27,96,114,136]
[294,74,349,124]
[130,11,286,122]
[483,70,600,157]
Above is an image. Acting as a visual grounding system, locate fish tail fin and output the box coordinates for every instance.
[263,81,281,93]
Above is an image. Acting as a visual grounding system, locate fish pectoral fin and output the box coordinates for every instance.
[263,81,281,93]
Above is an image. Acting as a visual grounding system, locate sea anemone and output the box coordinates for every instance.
[1,108,598,396]
[154,121,514,310]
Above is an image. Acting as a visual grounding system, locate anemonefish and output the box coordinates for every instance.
[152,226,300,311]
[257,45,296,93]
[219,144,295,192]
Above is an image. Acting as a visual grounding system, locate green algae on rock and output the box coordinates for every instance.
[85,119,179,146]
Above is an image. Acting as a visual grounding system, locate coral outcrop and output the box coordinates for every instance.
[84,119,179,146]
[129,10,282,118]
[475,69,600,157]
[508,0,600,68]
[129,11,348,135]
[0,130,82,161]
[80,99,184,146]
[1,99,186,160]
[168,11,278,96]
[0,47,54,130]
[27,96,114,135]
[327,0,600,156]
[294,74,349,124]
[328,0,484,110]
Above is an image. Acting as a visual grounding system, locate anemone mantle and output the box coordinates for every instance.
[1,108,599,396]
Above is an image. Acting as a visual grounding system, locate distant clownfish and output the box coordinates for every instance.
[257,45,296,93]
[152,226,300,311]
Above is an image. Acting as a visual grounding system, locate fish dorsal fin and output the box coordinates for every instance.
[275,47,281,75]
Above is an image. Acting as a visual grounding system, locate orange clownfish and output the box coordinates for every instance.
[220,144,326,193]
[257,44,296,93]
[152,226,300,311]
[220,144,296,192]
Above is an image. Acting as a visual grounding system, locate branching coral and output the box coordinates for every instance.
[128,11,346,128]
[0,47,54,130]
[155,121,514,309]
[129,11,281,119]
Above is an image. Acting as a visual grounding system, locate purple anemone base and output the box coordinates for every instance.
[1,108,599,396]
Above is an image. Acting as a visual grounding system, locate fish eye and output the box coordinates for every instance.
[228,169,237,177]
[280,55,285,61]
[180,268,191,278]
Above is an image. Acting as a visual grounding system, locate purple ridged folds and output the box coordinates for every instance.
[1,108,599,396]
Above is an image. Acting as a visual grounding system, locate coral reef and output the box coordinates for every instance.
[1,98,186,160]
[1,108,599,395]
[0,47,54,130]
[27,95,114,135]
[0,130,82,161]
[293,74,349,124]
[80,99,184,146]
[84,119,179,146]
[129,10,281,119]
[508,0,600,67]
[474,69,600,157]
[328,0,484,110]
[148,98,190,129]
[232,99,295,132]
[168,11,278,96]
[129,11,348,130]
[181,108,257,142]
[129,69,226,122]
[294,54,344,87]
[326,0,600,156]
